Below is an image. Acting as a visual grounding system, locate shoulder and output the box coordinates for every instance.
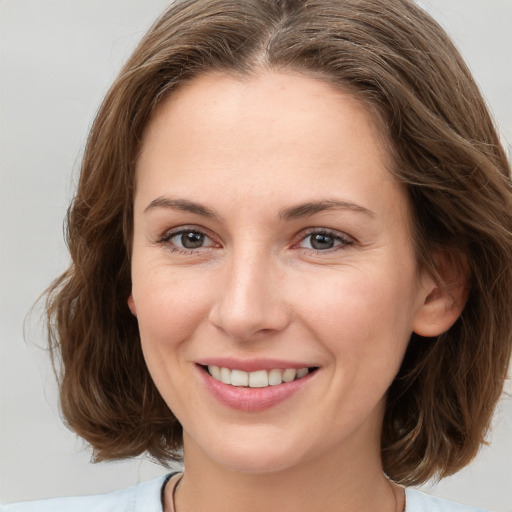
[405,488,489,512]
[1,474,172,512]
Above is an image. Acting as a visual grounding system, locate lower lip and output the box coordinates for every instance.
[197,366,317,412]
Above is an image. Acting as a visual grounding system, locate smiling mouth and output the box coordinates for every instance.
[203,365,319,388]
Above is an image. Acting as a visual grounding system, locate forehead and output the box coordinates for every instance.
[135,70,407,224]
[141,69,390,161]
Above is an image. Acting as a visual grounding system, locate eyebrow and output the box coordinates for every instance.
[279,200,375,220]
[143,197,221,219]
[143,196,374,221]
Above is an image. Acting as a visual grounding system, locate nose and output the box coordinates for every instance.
[208,250,291,341]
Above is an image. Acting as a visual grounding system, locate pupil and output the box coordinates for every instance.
[311,233,334,250]
[181,231,204,248]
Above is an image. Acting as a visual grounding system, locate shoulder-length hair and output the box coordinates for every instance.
[46,0,512,485]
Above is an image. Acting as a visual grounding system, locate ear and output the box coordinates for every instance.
[127,293,137,317]
[413,250,469,337]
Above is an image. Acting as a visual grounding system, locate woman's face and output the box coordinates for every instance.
[130,70,432,474]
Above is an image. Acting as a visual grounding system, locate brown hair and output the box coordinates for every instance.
[46,0,512,485]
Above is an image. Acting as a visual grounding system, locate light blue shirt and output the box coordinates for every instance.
[1,474,488,512]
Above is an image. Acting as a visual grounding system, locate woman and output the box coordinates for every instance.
[3,0,511,511]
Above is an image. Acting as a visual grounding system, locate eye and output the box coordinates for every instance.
[161,228,217,251]
[297,230,353,251]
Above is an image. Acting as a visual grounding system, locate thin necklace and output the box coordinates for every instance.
[170,473,405,512]
[169,473,183,512]
[390,481,406,512]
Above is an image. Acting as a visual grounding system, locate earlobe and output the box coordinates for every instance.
[412,251,469,337]
[127,294,137,317]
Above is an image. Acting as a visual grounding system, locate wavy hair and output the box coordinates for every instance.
[45,0,512,485]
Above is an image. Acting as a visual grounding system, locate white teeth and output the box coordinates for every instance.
[230,369,249,387]
[209,365,221,380]
[268,369,283,386]
[207,365,312,387]
[249,370,268,388]
[282,368,297,382]
[220,367,231,385]
[296,368,309,379]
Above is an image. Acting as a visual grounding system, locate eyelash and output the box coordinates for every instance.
[294,228,355,254]
[157,226,355,254]
[158,226,217,254]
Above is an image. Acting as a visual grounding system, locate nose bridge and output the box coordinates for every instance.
[209,243,289,340]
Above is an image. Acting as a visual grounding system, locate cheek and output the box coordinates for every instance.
[298,267,414,325]
[132,268,216,413]
[292,264,417,368]
[132,266,215,351]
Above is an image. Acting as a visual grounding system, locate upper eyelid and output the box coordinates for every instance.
[294,227,355,243]
[159,225,213,241]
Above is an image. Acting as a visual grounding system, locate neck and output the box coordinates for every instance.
[169,431,404,512]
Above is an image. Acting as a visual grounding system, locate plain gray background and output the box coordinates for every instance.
[1,0,511,509]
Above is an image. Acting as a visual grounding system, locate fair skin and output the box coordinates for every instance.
[129,70,464,512]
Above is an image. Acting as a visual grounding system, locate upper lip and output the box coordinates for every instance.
[195,357,319,372]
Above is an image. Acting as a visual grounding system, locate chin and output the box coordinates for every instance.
[211,448,301,474]
[187,428,310,475]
